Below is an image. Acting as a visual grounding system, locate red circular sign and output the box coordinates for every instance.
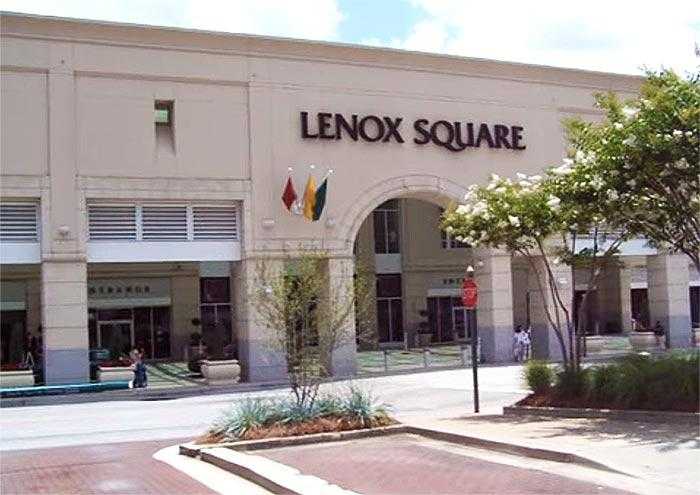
[462,278,478,309]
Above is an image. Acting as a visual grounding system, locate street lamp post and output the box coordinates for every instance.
[463,265,479,413]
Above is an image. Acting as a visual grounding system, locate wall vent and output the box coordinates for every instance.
[88,205,137,240]
[0,202,39,241]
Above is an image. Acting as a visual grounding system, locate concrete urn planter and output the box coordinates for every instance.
[98,366,133,382]
[0,370,35,388]
[693,328,700,347]
[629,332,659,352]
[584,336,606,354]
[200,359,241,385]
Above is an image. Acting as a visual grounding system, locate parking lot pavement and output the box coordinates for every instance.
[260,434,632,495]
[0,439,214,495]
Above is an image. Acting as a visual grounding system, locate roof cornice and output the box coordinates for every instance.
[0,11,643,92]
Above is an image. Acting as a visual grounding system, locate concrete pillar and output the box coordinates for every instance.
[474,250,514,363]
[528,257,572,362]
[323,257,357,377]
[41,260,89,384]
[232,258,288,382]
[171,273,200,360]
[597,262,622,334]
[648,254,691,348]
[40,49,89,384]
[26,278,42,338]
[354,217,378,350]
[618,264,633,334]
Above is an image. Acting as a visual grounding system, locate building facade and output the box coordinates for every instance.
[1,13,697,384]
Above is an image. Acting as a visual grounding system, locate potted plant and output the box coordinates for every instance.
[97,357,133,382]
[584,334,606,353]
[417,310,433,347]
[200,343,240,385]
[0,363,35,388]
[628,328,658,351]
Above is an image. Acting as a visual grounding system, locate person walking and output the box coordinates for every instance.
[513,325,522,362]
[130,347,148,388]
[519,326,532,361]
[653,321,665,348]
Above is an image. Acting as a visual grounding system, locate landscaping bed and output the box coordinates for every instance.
[520,351,699,414]
[197,386,395,444]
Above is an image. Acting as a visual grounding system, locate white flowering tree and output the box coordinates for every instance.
[565,70,700,272]
[442,173,579,368]
[442,160,635,369]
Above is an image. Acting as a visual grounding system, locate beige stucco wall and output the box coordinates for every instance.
[0,13,654,373]
[1,13,642,261]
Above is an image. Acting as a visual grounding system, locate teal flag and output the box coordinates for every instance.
[312,177,328,221]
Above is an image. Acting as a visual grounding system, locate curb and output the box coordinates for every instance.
[503,405,700,423]
[180,422,630,493]
[0,379,289,408]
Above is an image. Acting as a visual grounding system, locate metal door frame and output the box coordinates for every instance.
[97,319,134,350]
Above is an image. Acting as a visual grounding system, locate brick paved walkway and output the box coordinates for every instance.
[261,434,632,494]
[1,439,214,495]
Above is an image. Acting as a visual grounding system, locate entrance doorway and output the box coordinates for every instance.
[98,320,132,360]
[89,307,171,360]
[1,310,26,366]
[427,296,469,343]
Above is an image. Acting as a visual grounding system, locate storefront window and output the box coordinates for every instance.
[1,311,26,366]
[373,200,400,254]
[376,274,403,342]
[153,307,171,359]
[134,308,153,359]
[89,306,171,360]
[200,278,233,357]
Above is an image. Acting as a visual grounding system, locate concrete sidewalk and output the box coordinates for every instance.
[407,414,700,495]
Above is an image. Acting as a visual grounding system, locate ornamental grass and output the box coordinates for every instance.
[202,385,393,443]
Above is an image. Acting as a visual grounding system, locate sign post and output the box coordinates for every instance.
[462,269,479,413]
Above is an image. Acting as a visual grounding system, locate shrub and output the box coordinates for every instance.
[573,351,699,411]
[588,365,620,404]
[523,360,553,394]
[642,352,699,410]
[611,354,654,408]
[554,367,589,400]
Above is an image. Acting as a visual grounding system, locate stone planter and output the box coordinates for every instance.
[0,370,35,388]
[98,366,133,382]
[584,336,606,354]
[200,359,241,385]
[628,331,659,352]
[693,328,700,347]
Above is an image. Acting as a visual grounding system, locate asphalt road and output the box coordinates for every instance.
[0,365,528,451]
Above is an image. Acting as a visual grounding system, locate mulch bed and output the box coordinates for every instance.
[196,415,398,444]
[517,392,698,413]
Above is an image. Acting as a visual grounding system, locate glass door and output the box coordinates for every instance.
[98,321,133,360]
[452,305,467,340]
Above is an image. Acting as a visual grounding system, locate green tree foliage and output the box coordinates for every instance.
[565,69,700,271]
[251,252,374,408]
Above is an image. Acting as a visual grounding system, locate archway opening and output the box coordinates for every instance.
[351,192,479,350]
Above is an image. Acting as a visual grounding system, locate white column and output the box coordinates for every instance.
[232,258,288,382]
[618,264,633,334]
[648,254,691,348]
[324,257,357,377]
[41,47,90,384]
[474,250,514,363]
[41,260,89,384]
[528,257,572,361]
